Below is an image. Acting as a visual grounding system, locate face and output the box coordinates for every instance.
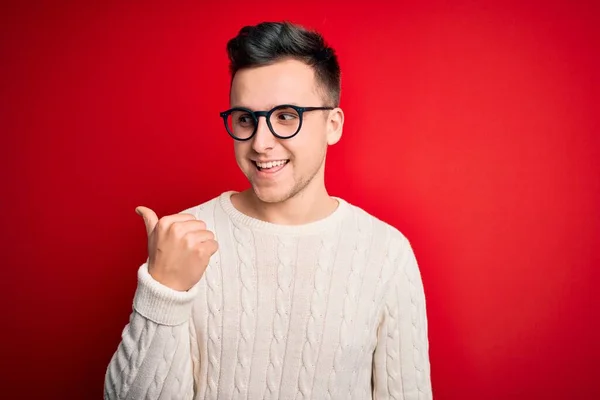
[229,58,344,204]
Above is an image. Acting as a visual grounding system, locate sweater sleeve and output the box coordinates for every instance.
[104,263,199,400]
[372,239,433,400]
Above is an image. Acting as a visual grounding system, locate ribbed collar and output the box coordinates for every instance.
[219,190,351,236]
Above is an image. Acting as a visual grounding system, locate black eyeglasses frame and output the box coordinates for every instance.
[219,104,335,141]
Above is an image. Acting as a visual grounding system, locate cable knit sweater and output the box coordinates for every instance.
[104,191,432,399]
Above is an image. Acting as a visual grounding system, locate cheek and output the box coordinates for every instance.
[288,135,327,167]
[233,143,249,169]
[233,142,247,159]
[296,126,328,154]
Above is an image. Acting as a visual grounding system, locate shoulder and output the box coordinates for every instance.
[341,197,412,251]
[341,197,418,285]
[341,198,423,300]
[341,198,425,298]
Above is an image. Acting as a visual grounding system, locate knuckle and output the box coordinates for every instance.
[155,218,166,230]
[155,219,168,235]
[196,245,207,258]
[207,239,218,254]
[183,232,197,248]
[196,241,213,257]
[170,223,184,238]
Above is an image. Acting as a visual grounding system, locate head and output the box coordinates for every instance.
[221,21,344,204]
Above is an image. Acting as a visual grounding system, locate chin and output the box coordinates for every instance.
[251,184,294,204]
[242,160,319,205]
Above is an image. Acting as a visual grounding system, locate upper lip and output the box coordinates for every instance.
[252,159,289,163]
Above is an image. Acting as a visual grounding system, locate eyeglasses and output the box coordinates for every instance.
[219,104,334,141]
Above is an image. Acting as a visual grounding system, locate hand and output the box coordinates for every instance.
[135,206,218,291]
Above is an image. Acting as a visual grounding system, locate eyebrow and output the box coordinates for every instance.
[231,102,301,110]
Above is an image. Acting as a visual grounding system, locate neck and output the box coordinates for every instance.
[233,184,338,226]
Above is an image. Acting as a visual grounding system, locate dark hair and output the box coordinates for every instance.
[226,21,341,107]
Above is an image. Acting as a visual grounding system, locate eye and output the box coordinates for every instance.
[277,113,297,121]
[237,113,253,125]
[272,107,300,123]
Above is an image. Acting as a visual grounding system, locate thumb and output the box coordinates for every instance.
[135,206,159,235]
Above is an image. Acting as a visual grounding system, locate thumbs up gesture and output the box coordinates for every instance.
[135,206,218,292]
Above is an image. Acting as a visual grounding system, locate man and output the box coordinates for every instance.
[104,21,432,399]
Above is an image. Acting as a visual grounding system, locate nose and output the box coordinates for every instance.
[251,116,276,153]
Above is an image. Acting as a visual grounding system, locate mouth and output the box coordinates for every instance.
[252,159,289,173]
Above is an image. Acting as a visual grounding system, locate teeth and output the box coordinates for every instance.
[256,160,287,169]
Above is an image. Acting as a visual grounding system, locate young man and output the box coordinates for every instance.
[104,21,432,400]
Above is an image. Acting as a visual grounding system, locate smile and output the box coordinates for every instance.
[253,159,289,171]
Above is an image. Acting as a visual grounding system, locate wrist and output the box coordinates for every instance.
[133,263,198,325]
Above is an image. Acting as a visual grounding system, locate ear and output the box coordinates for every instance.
[326,107,344,145]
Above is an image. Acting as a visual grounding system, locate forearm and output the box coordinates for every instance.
[373,238,432,399]
[104,312,194,399]
[104,263,198,400]
[372,285,431,400]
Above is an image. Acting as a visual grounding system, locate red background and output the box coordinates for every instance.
[2,1,599,399]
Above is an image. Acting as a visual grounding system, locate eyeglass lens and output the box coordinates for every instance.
[226,106,301,139]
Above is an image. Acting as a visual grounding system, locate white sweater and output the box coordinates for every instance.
[104,191,432,399]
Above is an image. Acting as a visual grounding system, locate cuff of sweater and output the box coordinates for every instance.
[133,263,198,326]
